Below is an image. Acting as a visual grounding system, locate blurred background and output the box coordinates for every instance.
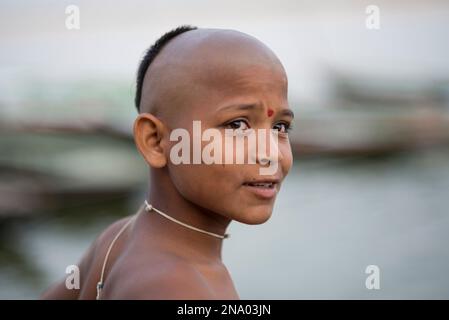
[1,0,449,299]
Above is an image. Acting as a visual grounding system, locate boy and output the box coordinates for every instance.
[42,25,293,299]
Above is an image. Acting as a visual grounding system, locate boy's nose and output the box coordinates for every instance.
[251,129,281,166]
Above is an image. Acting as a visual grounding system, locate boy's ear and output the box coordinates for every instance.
[133,113,168,168]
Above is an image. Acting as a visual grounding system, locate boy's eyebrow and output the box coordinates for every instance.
[217,102,263,112]
[217,103,294,118]
[279,109,294,119]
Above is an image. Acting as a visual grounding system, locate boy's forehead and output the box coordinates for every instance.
[140,29,287,120]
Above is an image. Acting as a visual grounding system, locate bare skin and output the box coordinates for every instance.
[41,28,293,299]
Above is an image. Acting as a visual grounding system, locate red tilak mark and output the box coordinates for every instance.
[267,109,274,117]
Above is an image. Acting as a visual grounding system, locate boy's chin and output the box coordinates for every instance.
[231,206,273,225]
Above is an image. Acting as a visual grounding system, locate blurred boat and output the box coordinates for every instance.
[290,107,449,156]
[290,71,449,156]
[0,122,146,217]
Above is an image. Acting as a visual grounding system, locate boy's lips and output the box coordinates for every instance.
[242,178,280,199]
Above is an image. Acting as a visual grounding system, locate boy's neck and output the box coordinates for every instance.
[138,169,232,263]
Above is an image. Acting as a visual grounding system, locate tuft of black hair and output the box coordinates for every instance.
[134,25,198,112]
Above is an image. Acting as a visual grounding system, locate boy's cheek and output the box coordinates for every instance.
[172,164,275,223]
[282,145,293,175]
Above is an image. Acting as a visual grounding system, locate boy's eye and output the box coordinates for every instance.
[226,119,250,131]
[273,122,291,133]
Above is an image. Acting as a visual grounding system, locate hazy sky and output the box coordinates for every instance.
[1,0,449,108]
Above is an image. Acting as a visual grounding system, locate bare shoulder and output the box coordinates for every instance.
[77,216,135,298]
[41,216,134,299]
[105,253,214,300]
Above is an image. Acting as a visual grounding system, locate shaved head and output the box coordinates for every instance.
[137,27,288,127]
